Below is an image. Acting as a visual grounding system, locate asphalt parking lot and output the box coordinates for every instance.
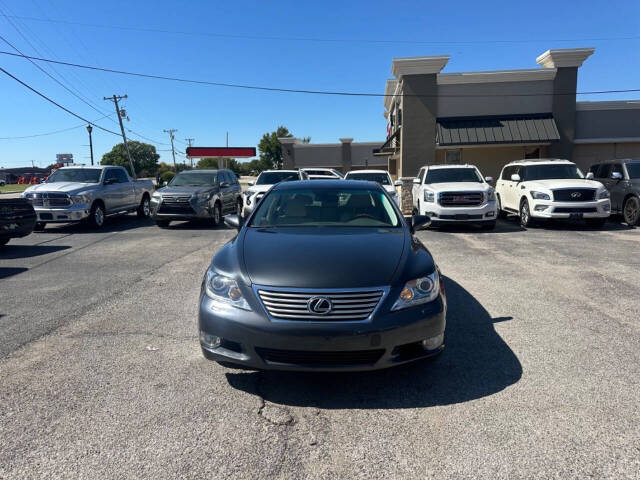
[1,216,639,479]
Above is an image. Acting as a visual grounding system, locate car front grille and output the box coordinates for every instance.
[0,200,36,218]
[158,195,194,214]
[256,288,385,321]
[552,189,596,202]
[438,191,484,207]
[25,192,71,207]
[255,347,384,366]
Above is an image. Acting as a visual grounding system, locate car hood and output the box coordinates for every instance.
[522,179,604,190]
[426,182,491,192]
[157,185,215,195]
[24,182,99,194]
[245,185,272,195]
[242,227,406,288]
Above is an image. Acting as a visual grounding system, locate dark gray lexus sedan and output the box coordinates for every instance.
[198,180,446,371]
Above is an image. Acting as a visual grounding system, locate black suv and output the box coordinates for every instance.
[588,159,640,225]
[0,198,36,247]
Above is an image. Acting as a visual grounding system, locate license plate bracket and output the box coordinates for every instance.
[569,213,583,220]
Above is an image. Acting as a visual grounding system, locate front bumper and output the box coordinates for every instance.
[150,197,213,221]
[422,201,497,223]
[1,214,37,239]
[529,199,610,219]
[33,204,90,223]
[198,288,446,372]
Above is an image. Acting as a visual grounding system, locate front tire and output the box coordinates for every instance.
[88,202,105,229]
[211,202,222,226]
[519,198,535,228]
[622,196,640,226]
[33,222,46,231]
[137,195,151,218]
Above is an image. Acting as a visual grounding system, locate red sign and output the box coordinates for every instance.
[186,147,256,158]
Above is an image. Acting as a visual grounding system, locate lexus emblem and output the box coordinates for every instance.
[307,296,333,315]
[570,192,582,198]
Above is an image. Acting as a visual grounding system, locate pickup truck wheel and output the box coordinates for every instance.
[88,202,105,229]
[33,222,46,231]
[137,195,150,218]
[212,202,222,226]
[623,196,640,226]
[519,198,535,228]
[496,195,508,218]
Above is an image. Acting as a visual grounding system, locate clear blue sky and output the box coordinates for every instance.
[1,0,638,168]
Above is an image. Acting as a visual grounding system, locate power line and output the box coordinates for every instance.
[0,113,114,140]
[0,66,121,136]
[1,50,639,98]
[3,14,639,45]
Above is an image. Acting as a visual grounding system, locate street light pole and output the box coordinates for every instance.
[86,124,94,166]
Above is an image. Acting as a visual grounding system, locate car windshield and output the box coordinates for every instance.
[250,187,400,228]
[169,173,218,186]
[46,168,101,183]
[345,172,391,185]
[626,164,640,179]
[425,168,482,183]
[256,172,299,185]
[524,164,584,181]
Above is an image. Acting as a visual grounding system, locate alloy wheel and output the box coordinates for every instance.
[95,206,104,226]
[624,197,640,225]
[143,198,150,217]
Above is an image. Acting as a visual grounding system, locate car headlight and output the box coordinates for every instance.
[195,191,212,201]
[424,190,435,202]
[487,189,496,201]
[531,191,551,200]
[71,193,90,204]
[391,271,440,311]
[598,189,610,199]
[203,269,250,310]
[151,191,161,200]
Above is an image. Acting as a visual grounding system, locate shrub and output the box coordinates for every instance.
[160,171,175,184]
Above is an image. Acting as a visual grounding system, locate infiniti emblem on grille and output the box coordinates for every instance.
[571,192,582,198]
[307,296,333,315]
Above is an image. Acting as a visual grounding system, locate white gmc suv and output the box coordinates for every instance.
[412,164,498,229]
[495,159,610,228]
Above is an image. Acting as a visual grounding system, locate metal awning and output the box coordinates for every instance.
[373,128,400,156]
[436,114,560,146]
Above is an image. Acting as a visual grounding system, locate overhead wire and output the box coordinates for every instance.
[0,112,114,139]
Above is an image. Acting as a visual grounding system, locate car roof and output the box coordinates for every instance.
[504,158,574,166]
[301,168,335,171]
[179,169,219,173]
[260,170,300,173]
[58,165,107,169]
[272,179,381,190]
[345,169,389,175]
[595,158,640,164]
[426,164,479,170]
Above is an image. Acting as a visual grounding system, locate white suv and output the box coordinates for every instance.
[243,170,306,216]
[495,159,610,228]
[412,164,498,229]
[301,168,343,180]
[344,169,400,205]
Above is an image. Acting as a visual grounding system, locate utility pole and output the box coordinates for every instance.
[104,94,136,179]
[164,129,178,172]
[86,124,94,166]
[185,138,195,168]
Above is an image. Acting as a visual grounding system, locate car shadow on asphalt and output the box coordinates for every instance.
[225,276,522,409]
[160,220,232,231]
[502,215,633,232]
[33,215,154,234]
[0,267,29,280]
[428,219,524,234]
[0,244,70,259]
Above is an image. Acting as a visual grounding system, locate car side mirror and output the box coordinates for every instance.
[412,178,420,184]
[485,176,494,183]
[411,214,431,233]
[394,180,403,187]
[510,174,521,182]
[585,172,595,180]
[220,181,229,188]
[248,181,255,186]
[611,172,623,181]
[224,214,243,231]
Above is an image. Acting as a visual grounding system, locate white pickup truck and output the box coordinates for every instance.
[412,164,498,229]
[22,165,153,230]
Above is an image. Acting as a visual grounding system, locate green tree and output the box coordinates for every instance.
[101,141,160,177]
[257,126,293,170]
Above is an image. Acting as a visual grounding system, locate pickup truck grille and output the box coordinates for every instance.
[438,191,484,207]
[25,192,71,207]
[257,288,385,321]
[551,189,596,202]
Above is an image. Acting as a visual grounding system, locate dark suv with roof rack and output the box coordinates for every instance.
[587,159,640,226]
